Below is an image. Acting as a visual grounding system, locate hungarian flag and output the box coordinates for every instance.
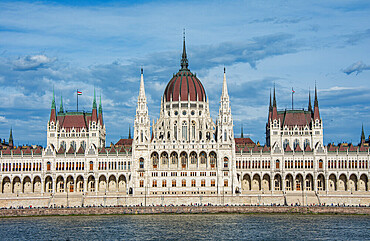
[292,88,295,94]
[77,90,82,95]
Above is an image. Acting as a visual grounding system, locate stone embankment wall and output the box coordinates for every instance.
[1,206,369,217]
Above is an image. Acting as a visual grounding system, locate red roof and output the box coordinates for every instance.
[235,138,255,146]
[13,147,22,155]
[115,139,133,147]
[2,147,11,155]
[24,146,32,155]
[67,146,75,154]
[359,144,368,152]
[348,144,357,152]
[57,146,65,154]
[109,147,117,154]
[164,70,206,102]
[294,144,302,152]
[34,146,43,155]
[277,110,312,127]
[58,114,90,131]
[99,147,107,155]
[262,145,270,152]
[304,144,312,152]
[338,144,348,152]
[285,144,293,152]
[252,145,259,153]
[328,144,337,152]
[77,146,85,154]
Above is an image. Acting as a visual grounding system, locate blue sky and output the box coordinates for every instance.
[0,0,369,146]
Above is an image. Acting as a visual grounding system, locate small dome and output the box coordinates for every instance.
[164,70,206,102]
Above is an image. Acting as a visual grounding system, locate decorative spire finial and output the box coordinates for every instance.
[314,82,318,107]
[308,88,312,112]
[361,123,365,143]
[128,125,132,139]
[59,94,64,113]
[273,83,277,108]
[93,87,97,109]
[180,29,189,70]
[99,94,102,114]
[51,87,56,109]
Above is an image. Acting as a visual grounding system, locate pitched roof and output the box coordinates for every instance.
[13,147,22,155]
[23,146,32,155]
[277,110,312,128]
[57,112,92,131]
[243,145,250,153]
[34,146,43,155]
[359,144,368,152]
[67,146,75,154]
[115,138,133,147]
[2,147,11,155]
[285,144,293,152]
[304,144,312,152]
[348,144,357,152]
[294,144,303,152]
[338,144,348,152]
[77,146,85,155]
[99,146,107,155]
[57,146,65,154]
[327,144,337,152]
[234,138,255,147]
[252,145,259,153]
[262,145,270,153]
[109,147,117,154]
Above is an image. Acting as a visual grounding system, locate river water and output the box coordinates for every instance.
[0,214,369,240]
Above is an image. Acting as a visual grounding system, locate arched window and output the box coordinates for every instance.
[180,152,187,168]
[276,160,280,169]
[174,122,177,140]
[190,152,197,164]
[161,152,168,164]
[172,180,176,187]
[319,159,323,169]
[200,152,206,164]
[71,141,76,150]
[182,121,187,141]
[182,179,186,187]
[304,139,310,148]
[81,140,86,149]
[151,152,159,168]
[283,139,289,149]
[224,157,229,168]
[139,158,144,169]
[60,141,66,150]
[90,161,93,170]
[192,121,196,139]
[293,139,299,149]
[210,152,217,168]
[47,161,51,171]
[170,152,178,164]
[224,130,227,141]
[140,131,143,142]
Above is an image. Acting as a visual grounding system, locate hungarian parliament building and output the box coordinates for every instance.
[0,38,369,207]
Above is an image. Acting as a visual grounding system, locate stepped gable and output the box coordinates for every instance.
[57,146,65,154]
[99,146,107,155]
[285,144,293,152]
[2,147,11,155]
[294,144,303,152]
[13,147,22,155]
[277,110,312,127]
[242,145,250,153]
[67,146,75,154]
[338,144,348,152]
[262,145,270,153]
[327,144,337,152]
[23,146,32,155]
[304,144,312,152]
[77,146,85,155]
[109,146,117,155]
[348,144,357,152]
[34,146,43,155]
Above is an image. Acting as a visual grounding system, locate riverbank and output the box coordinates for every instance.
[1,205,369,217]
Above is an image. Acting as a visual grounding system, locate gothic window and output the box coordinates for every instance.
[162,180,167,187]
[170,152,178,164]
[81,140,86,150]
[71,141,76,150]
[174,123,177,140]
[293,139,299,149]
[180,152,187,168]
[190,152,197,164]
[182,179,186,187]
[199,131,202,140]
[201,179,206,187]
[182,121,187,141]
[139,158,144,169]
[172,180,176,187]
[191,121,196,139]
[161,152,168,164]
[151,152,159,168]
[200,152,206,164]
[283,139,289,149]
[304,139,310,148]
[140,131,143,142]
[210,152,217,168]
[60,141,66,150]
[191,179,196,187]
[90,161,93,170]
[47,162,51,171]
[224,130,227,141]
[224,157,229,168]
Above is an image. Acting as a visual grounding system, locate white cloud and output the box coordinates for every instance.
[12,54,56,71]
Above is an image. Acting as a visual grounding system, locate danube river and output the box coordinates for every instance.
[0,214,369,240]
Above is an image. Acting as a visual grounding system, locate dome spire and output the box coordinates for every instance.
[180,29,189,70]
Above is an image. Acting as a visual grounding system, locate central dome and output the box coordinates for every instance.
[163,35,207,102]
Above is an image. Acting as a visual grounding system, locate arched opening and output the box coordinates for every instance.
[118,175,127,193]
[285,174,293,191]
[305,174,314,191]
[47,161,51,171]
[295,174,303,191]
[262,174,271,191]
[180,152,188,169]
[242,174,251,191]
[338,174,347,191]
[139,157,144,169]
[318,159,323,169]
[45,176,53,193]
[2,177,11,193]
[190,152,197,165]
[89,161,94,171]
[56,176,64,192]
[170,152,178,165]
[66,175,74,193]
[275,159,280,169]
[317,174,325,191]
[328,174,337,191]
[99,175,107,192]
[349,174,357,192]
[88,175,95,192]
[151,152,159,169]
[12,176,21,194]
[252,174,261,191]
[161,152,168,165]
[22,176,32,193]
[209,152,217,168]
[76,175,84,192]
[274,174,282,191]
[108,175,117,192]
[33,176,42,193]
[223,157,229,168]
[359,174,368,191]
[199,151,207,165]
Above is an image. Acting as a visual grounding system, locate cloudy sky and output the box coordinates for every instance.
[0,0,369,146]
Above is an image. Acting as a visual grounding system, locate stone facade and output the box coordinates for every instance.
[0,38,369,208]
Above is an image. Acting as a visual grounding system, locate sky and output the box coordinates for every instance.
[0,0,369,147]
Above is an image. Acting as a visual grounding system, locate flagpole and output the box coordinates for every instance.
[77,89,78,112]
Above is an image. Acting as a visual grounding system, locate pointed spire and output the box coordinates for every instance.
[272,84,278,120]
[308,89,312,112]
[180,29,189,70]
[221,66,229,98]
[139,67,146,99]
[51,87,56,109]
[128,125,132,139]
[9,127,13,147]
[93,88,97,109]
[241,125,244,138]
[59,95,64,113]
[314,83,320,120]
[269,89,272,111]
[361,124,365,143]
[273,84,277,108]
[99,94,102,114]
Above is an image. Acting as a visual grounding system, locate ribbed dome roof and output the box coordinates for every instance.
[164,70,206,102]
[163,33,207,102]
